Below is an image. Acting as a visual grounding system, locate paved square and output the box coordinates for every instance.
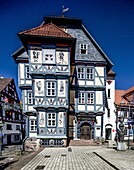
[21,146,115,170]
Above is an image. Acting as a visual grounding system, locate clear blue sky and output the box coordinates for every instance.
[0,0,134,98]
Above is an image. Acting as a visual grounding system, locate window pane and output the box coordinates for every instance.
[87,92,94,104]
[86,68,94,80]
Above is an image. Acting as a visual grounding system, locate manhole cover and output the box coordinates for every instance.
[44,155,50,158]
[35,165,45,170]
[61,154,66,156]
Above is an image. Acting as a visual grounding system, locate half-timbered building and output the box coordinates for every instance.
[0,78,25,145]
[12,16,113,147]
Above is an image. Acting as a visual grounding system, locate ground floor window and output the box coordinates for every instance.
[30,120,37,131]
[14,134,20,141]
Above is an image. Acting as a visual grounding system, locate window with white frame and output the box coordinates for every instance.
[78,92,85,104]
[47,113,56,127]
[30,120,37,131]
[78,67,94,80]
[87,92,94,104]
[80,44,88,54]
[78,67,85,79]
[28,92,33,104]
[46,82,56,96]
[25,65,30,79]
[86,68,94,80]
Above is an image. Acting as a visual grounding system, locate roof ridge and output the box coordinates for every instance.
[47,23,73,38]
[19,23,73,38]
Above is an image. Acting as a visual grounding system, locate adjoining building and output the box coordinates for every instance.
[103,70,116,141]
[12,16,113,147]
[0,78,25,145]
[115,87,134,143]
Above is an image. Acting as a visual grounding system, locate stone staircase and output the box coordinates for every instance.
[69,139,100,146]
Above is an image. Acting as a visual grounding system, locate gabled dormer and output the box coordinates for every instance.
[17,23,76,76]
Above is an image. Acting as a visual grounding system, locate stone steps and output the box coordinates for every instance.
[69,139,100,146]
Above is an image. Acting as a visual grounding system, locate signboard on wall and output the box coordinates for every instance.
[58,112,64,127]
[30,50,42,63]
[42,49,55,64]
[58,80,66,97]
[56,51,68,65]
[35,79,44,96]
[39,112,45,127]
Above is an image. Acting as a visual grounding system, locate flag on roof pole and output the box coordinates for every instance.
[62,7,69,13]
[62,6,69,17]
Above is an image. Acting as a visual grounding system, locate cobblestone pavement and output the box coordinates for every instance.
[95,147,134,170]
[21,146,116,170]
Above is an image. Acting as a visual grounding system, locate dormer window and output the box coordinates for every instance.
[80,44,88,54]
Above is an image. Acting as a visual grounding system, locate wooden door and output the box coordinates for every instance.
[80,125,91,140]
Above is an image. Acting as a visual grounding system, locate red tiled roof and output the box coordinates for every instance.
[18,23,73,39]
[107,70,116,75]
[115,90,128,105]
[123,86,134,96]
[0,78,12,92]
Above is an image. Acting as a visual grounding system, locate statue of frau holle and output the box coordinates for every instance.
[117,118,127,151]
[117,121,125,142]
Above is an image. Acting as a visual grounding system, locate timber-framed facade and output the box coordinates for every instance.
[12,16,113,147]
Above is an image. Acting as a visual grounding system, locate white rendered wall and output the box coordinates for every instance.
[103,79,116,140]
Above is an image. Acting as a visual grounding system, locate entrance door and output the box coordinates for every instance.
[80,125,91,140]
[7,135,11,144]
[105,128,112,140]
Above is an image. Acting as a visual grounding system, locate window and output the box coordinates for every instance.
[30,120,37,131]
[15,113,19,120]
[78,92,85,104]
[87,92,94,104]
[16,125,20,130]
[14,134,20,141]
[80,44,88,54]
[124,110,128,118]
[46,82,56,96]
[108,109,110,118]
[47,113,56,127]
[86,68,94,80]
[108,89,110,98]
[78,67,85,79]
[5,111,12,119]
[28,92,32,104]
[25,65,30,79]
[78,67,94,80]
[7,124,12,130]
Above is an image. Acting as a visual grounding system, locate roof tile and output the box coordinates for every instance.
[19,23,73,39]
[0,78,12,93]
[115,90,128,105]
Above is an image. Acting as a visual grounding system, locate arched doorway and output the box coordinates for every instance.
[105,124,112,140]
[80,123,91,140]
